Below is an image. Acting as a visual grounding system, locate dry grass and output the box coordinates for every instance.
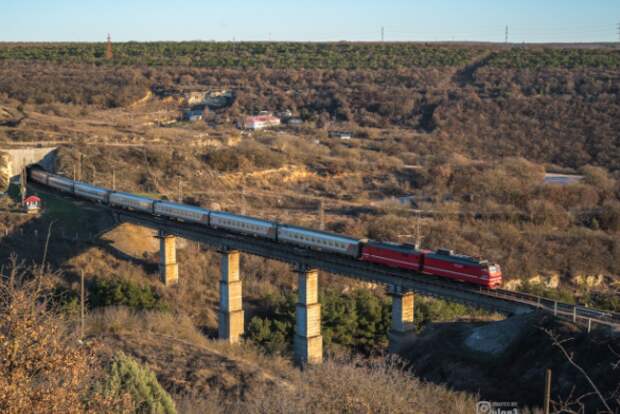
[85,307,487,414]
[176,356,482,414]
[100,223,160,257]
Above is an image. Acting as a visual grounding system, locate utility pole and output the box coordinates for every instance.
[112,169,116,191]
[319,199,325,231]
[505,25,509,44]
[80,270,85,341]
[414,212,422,248]
[543,369,552,414]
[20,165,26,207]
[77,153,83,181]
[381,26,385,42]
[177,176,183,203]
[240,180,246,215]
[617,21,620,43]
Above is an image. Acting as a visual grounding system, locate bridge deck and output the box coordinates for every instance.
[27,182,620,329]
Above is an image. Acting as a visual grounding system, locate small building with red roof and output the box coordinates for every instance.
[243,114,281,130]
[24,195,42,213]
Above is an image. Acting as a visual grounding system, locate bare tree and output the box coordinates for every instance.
[543,328,616,413]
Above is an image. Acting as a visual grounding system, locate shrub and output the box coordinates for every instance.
[246,292,295,354]
[99,352,176,414]
[247,289,391,355]
[89,278,167,311]
[203,142,285,172]
[366,214,412,241]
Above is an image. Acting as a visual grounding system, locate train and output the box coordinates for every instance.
[29,168,502,288]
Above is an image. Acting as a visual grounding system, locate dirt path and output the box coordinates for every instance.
[451,50,496,87]
[416,50,495,132]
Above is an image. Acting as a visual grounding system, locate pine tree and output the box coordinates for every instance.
[101,352,176,414]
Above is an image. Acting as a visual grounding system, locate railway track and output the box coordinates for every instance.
[27,180,620,330]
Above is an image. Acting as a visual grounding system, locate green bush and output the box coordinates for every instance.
[414,296,492,325]
[99,352,176,414]
[519,281,576,304]
[89,278,167,311]
[247,289,391,355]
[323,289,391,353]
[51,285,80,316]
[246,292,295,354]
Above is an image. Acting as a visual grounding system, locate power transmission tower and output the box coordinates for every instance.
[505,25,509,43]
[106,33,113,60]
[381,26,385,42]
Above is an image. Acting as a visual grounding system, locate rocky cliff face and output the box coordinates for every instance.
[0,151,10,192]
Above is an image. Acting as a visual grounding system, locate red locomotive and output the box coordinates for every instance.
[360,241,502,288]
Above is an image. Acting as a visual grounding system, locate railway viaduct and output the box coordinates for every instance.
[146,219,418,364]
[139,217,434,364]
[25,173,620,366]
[116,210,620,365]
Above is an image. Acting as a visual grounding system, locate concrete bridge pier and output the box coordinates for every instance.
[294,265,323,365]
[388,286,416,353]
[157,230,178,286]
[219,249,244,343]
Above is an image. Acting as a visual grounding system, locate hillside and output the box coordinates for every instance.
[404,313,620,411]
[1,42,619,412]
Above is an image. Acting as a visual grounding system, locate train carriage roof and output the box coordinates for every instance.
[210,210,276,226]
[156,200,210,214]
[279,224,359,243]
[110,192,154,202]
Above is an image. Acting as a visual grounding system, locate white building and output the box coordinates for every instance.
[243,114,281,130]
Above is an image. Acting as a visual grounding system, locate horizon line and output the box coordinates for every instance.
[0,40,619,46]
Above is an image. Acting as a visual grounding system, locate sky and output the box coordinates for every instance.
[1,0,619,43]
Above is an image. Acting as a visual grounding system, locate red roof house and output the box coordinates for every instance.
[24,195,41,213]
[243,114,281,130]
